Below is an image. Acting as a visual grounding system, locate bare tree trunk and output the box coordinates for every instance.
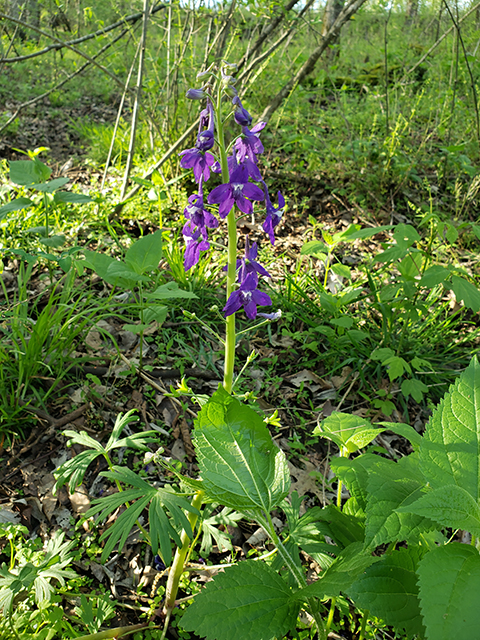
[322,0,345,60]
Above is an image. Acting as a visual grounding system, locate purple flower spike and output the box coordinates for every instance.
[233,96,253,127]
[208,165,264,218]
[179,148,215,183]
[183,221,210,271]
[262,183,285,244]
[223,272,272,319]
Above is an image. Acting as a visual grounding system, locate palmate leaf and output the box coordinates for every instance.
[86,467,198,564]
[364,454,436,549]
[181,561,300,640]
[193,387,290,514]
[417,544,480,640]
[54,449,101,494]
[420,356,480,501]
[347,547,426,638]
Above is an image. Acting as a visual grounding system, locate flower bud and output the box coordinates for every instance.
[186,88,206,100]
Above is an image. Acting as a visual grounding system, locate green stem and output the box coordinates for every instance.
[162,491,204,619]
[336,447,348,508]
[359,609,369,640]
[325,597,336,635]
[214,83,236,394]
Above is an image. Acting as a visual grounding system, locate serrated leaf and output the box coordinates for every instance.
[296,542,379,600]
[311,504,365,549]
[193,388,290,513]
[313,412,384,453]
[125,230,163,275]
[417,544,480,640]
[396,484,480,538]
[420,356,480,501]
[364,455,435,549]
[347,547,426,637]
[180,561,300,640]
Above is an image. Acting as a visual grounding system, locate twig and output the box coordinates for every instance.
[0,3,167,63]
[260,0,369,122]
[237,0,303,71]
[406,0,480,77]
[121,0,150,200]
[101,39,141,190]
[0,12,126,88]
[0,27,129,136]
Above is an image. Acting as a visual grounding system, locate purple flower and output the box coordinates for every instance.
[222,237,270,279]
[233,96,252,127]
[235,122,266,163]
[262,183,285,244]
[179,148,215,183]
[207,164,264,218]
[223,272,272,319]
[196,102,215,152]
[184,194,218,239]
[183,221,210,271]
[257,310,282,320]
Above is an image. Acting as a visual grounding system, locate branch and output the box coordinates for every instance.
[260,0,368,122]
[0,2,167,63]
[0,12,128,88]
[406,0,480,76]
[0,27,129,136]
[237,0,303,72]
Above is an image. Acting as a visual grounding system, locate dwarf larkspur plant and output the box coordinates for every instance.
[52,62,480,640]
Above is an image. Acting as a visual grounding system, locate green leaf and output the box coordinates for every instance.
[396,484,480,538]
[330,454,379,510]
[181,561,300,640]
[0,197,34,217]
[417,544,480,640]
[199,506,243,556]
[31,177,70,192]
[347,547,426,637]
[401,378,429,403]
[193,387,290,513]
[331,263,351,279]
[143,305,168,325]
[377,422,423,449]
[145,282,198,300]
[125,230,163,275]
[313,412,384,453]
[106,262,150,285]
[300,240,328,256]
[54,191,93,204]
[9,159,51,185]
[87,467,198,564]
[53,450,102,494]
[39,234,66,248]
[420,265,450,287]
[364,455,435,549]
[296,542,378,600]
[340,224,393,240]
[310,504,365,549]
[450,275,480,312]
[82,251,122,287]
[420,356,480,500]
